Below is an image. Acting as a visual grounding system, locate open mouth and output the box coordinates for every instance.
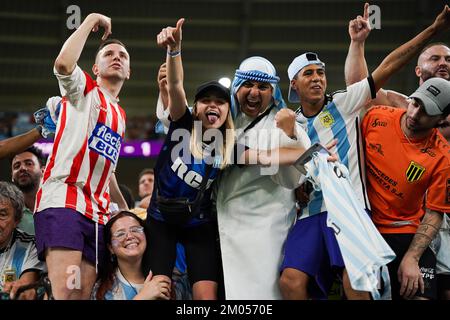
[246,100,261,110]
[311,85,322,91]
[124,241,139,249]
[206,110,220,124]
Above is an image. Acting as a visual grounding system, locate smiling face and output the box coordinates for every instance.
[93,43,131,82]
[291,64,327,108]
[416,45,450,84]
[194,93,230,130]
[109,216,146,262]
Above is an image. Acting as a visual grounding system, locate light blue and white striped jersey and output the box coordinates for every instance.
[0,229,45,290]
[92,268,192,300]
[306,152,395,299]
[100,269,144,300]
[296,77,376,219]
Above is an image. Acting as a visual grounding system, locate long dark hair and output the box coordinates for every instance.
[95,211,145,300]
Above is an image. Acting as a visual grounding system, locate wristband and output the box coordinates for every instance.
[167,49,181,58]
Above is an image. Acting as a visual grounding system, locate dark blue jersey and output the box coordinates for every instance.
[148,108,219,225]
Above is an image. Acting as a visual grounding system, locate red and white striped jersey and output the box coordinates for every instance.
[35,66,126,225]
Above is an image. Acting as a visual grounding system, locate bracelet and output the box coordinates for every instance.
[167,49,181,58]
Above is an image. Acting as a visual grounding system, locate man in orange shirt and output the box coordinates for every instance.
[362,77,450,300]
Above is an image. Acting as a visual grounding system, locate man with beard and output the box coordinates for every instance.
[362,78,450,300]
[11,146,46,235]
[280,4,450,300]
[345,8,450,301]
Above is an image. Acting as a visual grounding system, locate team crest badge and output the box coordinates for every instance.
[319,110,334,128]
[406,161,425,183]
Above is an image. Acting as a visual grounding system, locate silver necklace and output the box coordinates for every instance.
[402,129,432,153]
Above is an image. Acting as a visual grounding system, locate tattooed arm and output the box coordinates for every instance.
[371,5,450,92]
[398,209,443,299]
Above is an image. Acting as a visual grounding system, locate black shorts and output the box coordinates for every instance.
[143,216,220,285]
[437,274,450,294]
[382,233,437,300]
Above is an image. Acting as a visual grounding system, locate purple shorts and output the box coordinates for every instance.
[280,211,344,299]
[34,208,105,268]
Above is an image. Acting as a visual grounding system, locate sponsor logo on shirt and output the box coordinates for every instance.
[369,143,384,156]
[95,104,108,113]
[406,161,425,183]
[371,118,387,128]
[319,110,334,128]
[88,123,122,165]
[171,157,213,189]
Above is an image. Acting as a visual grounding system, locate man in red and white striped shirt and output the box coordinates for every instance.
[34,13,130,300]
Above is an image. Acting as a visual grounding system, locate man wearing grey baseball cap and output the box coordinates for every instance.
[361,76,450,300]
[279,4,450,300]
[344,4,450,300]
[409,77,450,116]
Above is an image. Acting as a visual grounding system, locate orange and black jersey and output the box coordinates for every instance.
[362,106,450,234]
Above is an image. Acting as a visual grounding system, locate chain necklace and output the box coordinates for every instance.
[402,129,433,153]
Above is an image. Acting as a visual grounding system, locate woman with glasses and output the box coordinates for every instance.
[92,211,171,300]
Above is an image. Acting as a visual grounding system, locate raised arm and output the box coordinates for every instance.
[157,18,187,122]
[345,2,371,86]
[372,5,450,92]
[157,63,169,112]
[344,3,410,108]
[54,13,112,75]
[0,129,41,159]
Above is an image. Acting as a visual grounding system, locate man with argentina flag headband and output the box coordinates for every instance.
[214,56,311,299]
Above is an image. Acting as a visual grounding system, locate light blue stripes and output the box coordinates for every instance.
[12,244,26,276]
[308,153,395,299]
[305,117,323,216]
[326,103,350,168]
[122,282,138,300]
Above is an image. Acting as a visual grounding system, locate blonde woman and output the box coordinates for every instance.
[142,18,235,300]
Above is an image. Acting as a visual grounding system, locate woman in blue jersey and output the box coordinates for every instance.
[143,18,236,300]
[93,211,172,300]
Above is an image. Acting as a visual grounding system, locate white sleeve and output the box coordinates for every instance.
[45,96,62,124]
[334,76,377,115]
[53,65,86,106]
[270,123,311,189]
[20,242,46,276]
[156,93,171,134]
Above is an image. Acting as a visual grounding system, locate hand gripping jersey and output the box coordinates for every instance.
[296,77,377,219]
[35,66,126,225]
[305,152,395,299]
[362,107,450,234]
